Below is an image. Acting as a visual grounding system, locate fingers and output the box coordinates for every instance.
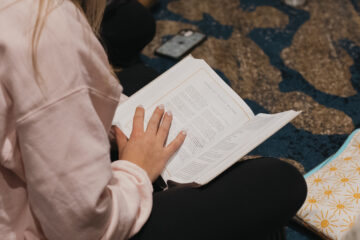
[113,126,128,157]
[131,106,145,137]
[146,105,165,135]
[165,130,187,157]
[157,111,173,144]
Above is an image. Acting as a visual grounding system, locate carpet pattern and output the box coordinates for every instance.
[140,0,360,238]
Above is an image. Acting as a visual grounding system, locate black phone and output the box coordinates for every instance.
[155,29,207,60]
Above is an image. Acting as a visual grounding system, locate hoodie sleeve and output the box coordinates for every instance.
[0,0,153,239]
[16,88,153,240]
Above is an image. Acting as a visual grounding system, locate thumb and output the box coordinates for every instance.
[113,126,128,158]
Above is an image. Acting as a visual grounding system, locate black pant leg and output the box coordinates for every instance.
[101,0,157,96]
[116,62,159,96]
[101,0,156,68]
[132,157,307,240]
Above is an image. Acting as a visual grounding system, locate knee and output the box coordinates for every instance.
[136,2,156,41]
[263,157,308,212]
[138,10,156,47]
[101,1,156,46]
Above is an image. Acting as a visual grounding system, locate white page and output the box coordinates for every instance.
[112,56,255,181]
[166,111,300,185]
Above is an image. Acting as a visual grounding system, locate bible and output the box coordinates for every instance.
[112,56,300,188]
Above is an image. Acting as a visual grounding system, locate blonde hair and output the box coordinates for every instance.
[32,0,108,93]
[70,0,107,35]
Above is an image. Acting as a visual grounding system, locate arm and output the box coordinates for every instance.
[17,88,152,240]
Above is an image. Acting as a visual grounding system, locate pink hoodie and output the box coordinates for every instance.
[0,0,153,239]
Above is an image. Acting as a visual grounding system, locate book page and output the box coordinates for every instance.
[112,56,255,182]
[166,111,300,185]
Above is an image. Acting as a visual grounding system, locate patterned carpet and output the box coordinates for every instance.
[140,0,360,239]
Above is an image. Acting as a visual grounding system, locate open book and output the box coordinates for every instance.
[113,56,300,187]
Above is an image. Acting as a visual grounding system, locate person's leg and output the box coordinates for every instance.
[101,0,156,68]
[115,62,159,96]
[101,0,157,96]
[132,157,307,240]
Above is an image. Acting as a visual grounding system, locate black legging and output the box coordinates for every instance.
[101,0,158,96]
[132,157,307,240]
[101,0,156,68]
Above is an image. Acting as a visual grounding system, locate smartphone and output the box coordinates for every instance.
[155,29,207,60]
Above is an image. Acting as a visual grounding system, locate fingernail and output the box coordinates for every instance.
[181,130,187,136]
[137,104,144,109]
[158,104,165,110]
[166,110,172,116]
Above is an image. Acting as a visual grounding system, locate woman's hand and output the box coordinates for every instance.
[113,105,186,182]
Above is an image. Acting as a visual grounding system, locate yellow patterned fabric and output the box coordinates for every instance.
[297,129,360,240]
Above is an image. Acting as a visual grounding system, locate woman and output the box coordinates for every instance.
[0,0,307,239]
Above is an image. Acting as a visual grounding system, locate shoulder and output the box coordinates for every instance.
[0,0,121,119]
[0,0,87,49]
[0,0,90,80]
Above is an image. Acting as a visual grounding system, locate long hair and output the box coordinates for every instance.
[70,0,107,35]
[32,0,107,94]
